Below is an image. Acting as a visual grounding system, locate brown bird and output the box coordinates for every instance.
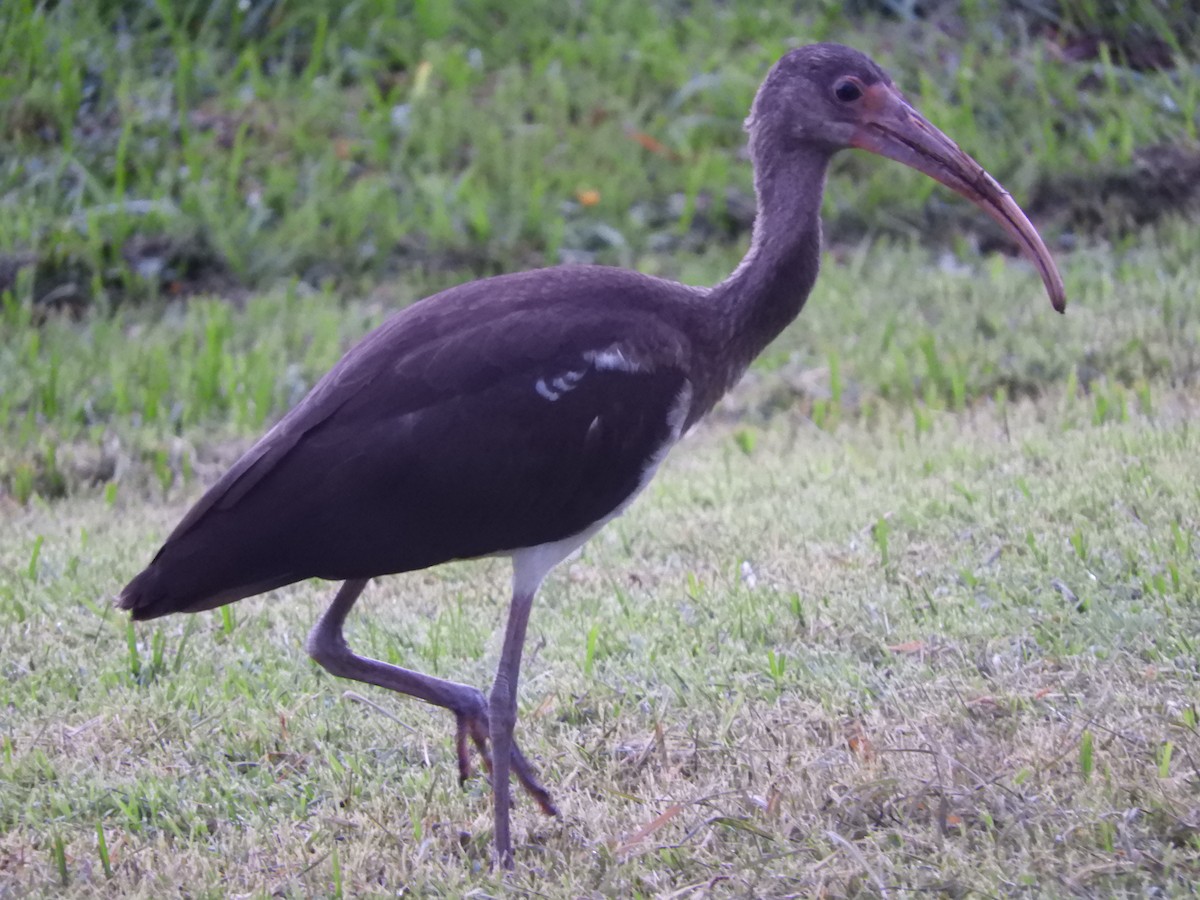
[119,43,1065,867]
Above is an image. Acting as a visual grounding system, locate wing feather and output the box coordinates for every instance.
[122,270,697,618]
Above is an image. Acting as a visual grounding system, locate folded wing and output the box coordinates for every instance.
[120,273,695,619]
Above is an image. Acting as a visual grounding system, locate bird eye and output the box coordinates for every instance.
[834,79,863,103]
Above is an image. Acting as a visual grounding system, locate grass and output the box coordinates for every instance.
[1,1,1197,308]
[3,230,1199,892]
[5,217,1197,502]
[3,0,1200,895]
[3,380,1200,895]
[3,1,1198,497]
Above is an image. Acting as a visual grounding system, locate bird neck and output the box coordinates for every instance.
[706,142,832,397]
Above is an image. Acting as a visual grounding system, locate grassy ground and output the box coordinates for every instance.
[1,1,1197,311]
[3,378,1200,896]
[3,0,1200,896]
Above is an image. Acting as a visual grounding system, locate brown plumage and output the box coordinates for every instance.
[120,43,1064,867]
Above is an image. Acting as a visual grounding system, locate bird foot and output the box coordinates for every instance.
[455,712,559,816]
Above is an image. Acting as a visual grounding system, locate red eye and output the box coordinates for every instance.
[834,79,862,102]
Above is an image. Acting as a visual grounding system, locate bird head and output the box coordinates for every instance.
[748,43,1066,312]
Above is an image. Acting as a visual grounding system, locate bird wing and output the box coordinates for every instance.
[125,270,697,616]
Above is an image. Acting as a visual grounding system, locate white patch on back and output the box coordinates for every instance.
[584,344,639,373]
[534,342,642,402]
[535,368,586,402]
[552,370,584,392]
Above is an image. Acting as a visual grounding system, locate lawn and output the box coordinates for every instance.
[2,1,1199,896]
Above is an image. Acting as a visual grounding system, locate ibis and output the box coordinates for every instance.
[119,43,1065,867]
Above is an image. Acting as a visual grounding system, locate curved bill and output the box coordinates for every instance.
[851,83,1066,313]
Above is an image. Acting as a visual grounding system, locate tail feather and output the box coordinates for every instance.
[118,559,303,621]
[117,565,175,621]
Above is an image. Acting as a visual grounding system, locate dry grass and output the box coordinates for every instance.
[3,384,1199,897]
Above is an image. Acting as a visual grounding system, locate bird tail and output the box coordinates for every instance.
[117,565,177,621]
[118,557,300,621]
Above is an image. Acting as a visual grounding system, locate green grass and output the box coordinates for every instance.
[1,0,1196,307]
[4,217,1197,502]
[3,1,1198,500]
[3,0,1200,895]
[3,232,1199,893]
[3,380,1200,895]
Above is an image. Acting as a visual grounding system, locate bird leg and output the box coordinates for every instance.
[305,578,556,817]
[488,580,539,870]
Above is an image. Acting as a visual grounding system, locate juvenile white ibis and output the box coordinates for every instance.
[119,44,1065,867]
